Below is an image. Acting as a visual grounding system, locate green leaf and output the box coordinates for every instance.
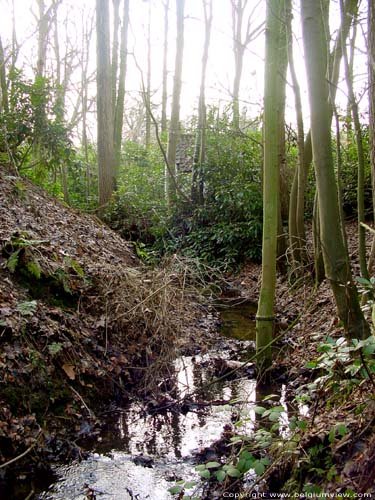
[68,257,85,277]
[183,481,197,489]
[26,260,41,279]
[195,464,206,472]
[17,300,37,316]
[168,485,183,495]
[336,424,349,437]
[317,344,333,353]
[356,276,372,286]
[199,469,211,480]
[206,461,221,469]
[215,470,226,482]
[0,319,7,327]
[48,342,63,356]
[226,467,241,478]
[253,405,266,415]
[296,420,307,431]
[262,394,279,401]
[363,344,375,356]
[304,361,318,369]
[7,249,21,272]
[254,460,265,475]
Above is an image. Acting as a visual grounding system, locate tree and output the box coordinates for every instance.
[145,0,152,149]
[230,0,263,130]
[165,0,185,205]
[256,0,286,370]
[96,0,115,208]
[301,0,369,340]
[161,0,169,136]
[0,35,8,114]
[286,0,306,269]
[113,0,130,174]
[191,0,213,206]
[288,0,358,280]
[339,0,368,281]
[368,0,375,273]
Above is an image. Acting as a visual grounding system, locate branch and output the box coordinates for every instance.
[0,431,42,470]
[133,55,191,203]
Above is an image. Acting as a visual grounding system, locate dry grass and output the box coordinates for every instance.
[85,255,218,391]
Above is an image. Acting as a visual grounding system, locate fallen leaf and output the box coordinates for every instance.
[62,363,76,380]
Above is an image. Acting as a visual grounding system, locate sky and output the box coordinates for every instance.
[0,0,369,140]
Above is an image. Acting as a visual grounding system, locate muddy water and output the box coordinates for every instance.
[37,301,283,500]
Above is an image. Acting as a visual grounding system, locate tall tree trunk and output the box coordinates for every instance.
[256,0,285,371]
[145,0,152,149]
[166,0,185,206]
[0,35,8,114]
[339,0,368,280]
[301,0,369,340]
[36,0,49,78]
[111,0,120,120]
[161,0,169,136]
[96,0,115,208]
[276,2,288,271]
[191,0,212,206]
[230,0,263,130]
[289,0,358,278]
[286,0,306,269]
[80,11,94,202]
[114,0,130,176]
[368,0,375,273]
[52,1,71,205]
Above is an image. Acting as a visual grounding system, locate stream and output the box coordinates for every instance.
[35,300,291,500]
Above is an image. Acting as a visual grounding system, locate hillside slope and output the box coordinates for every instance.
[0,169,196,486]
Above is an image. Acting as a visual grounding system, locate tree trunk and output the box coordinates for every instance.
[286,0,306,269]
[96,0,115,208]
[191,0,212,206]
[145,0,152,149]
[256,0,285,371]
[114,0,130,176]
[301,0,369,340]
[161,0,169,136]
[339,0,368,280]
[289,0,358,277]
[0,35,9,114]
[111,0,120,118]
[166,0,185,206]
[276,2,288,271]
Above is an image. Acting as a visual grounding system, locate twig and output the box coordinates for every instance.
[114,279,174,320]
[69,385,95,418]
[0,431,42,469]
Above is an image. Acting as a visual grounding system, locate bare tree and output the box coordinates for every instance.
[161,0,169,135]
[166,0,185,205]
[191,0,213,205]
[230,0,263,130]
[96,0,115,208]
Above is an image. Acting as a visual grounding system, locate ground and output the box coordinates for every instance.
[0,169,203,497]
[229,223,375,496]
[1,168,375,498]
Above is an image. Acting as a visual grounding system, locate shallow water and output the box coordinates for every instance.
[37,300,290,500]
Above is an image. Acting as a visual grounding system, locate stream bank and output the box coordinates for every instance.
[34,299,294,500]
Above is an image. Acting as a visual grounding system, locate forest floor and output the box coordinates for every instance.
[0,169,208,497]
[227,224,375,497]
[1,168,375,498]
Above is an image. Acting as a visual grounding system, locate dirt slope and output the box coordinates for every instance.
[0,169,196,488]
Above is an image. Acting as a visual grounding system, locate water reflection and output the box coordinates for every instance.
[38,299,306,500]
[99,354,258,460]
